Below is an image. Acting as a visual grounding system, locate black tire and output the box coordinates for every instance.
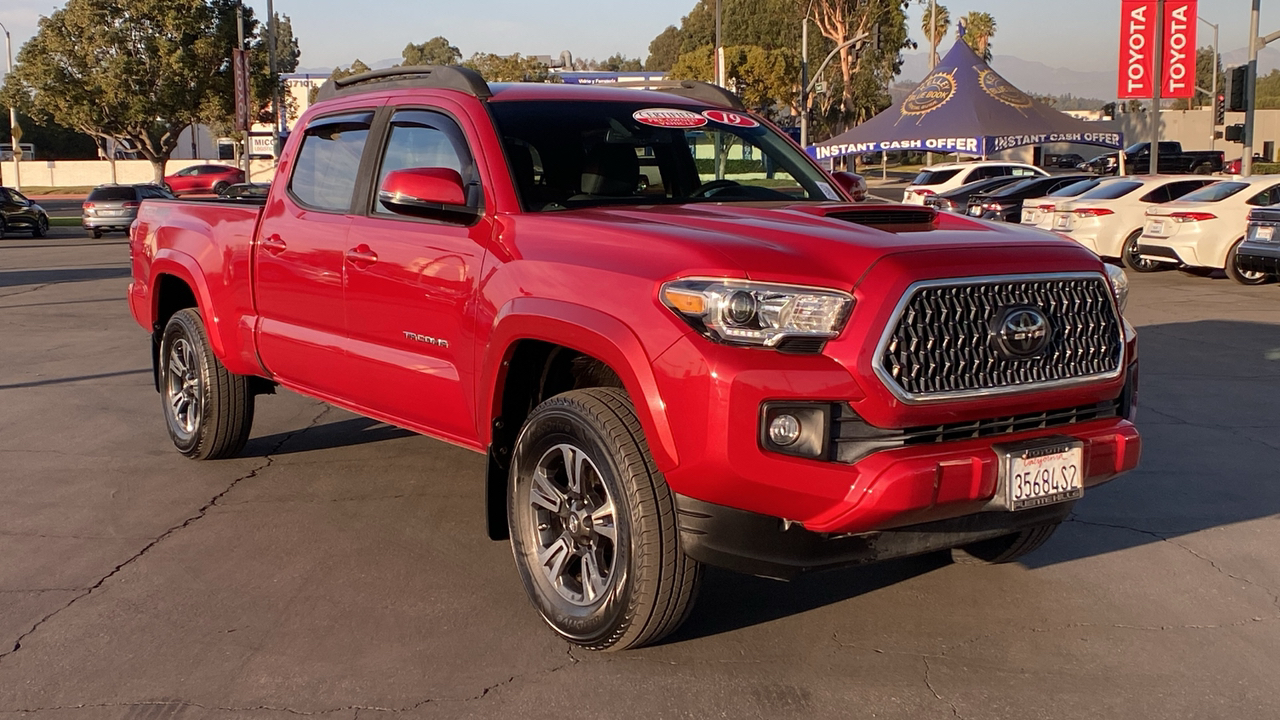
[508,387,701,651]
[90,229,103,239]
[0,217,6,239]
[1225,238,1273,286]
[1192,162,1213,175]
[950,523,1060,565]
[159,308,254,460]
[1121,230,1166,273]
[32,214,49,238]
[213,182,230,195]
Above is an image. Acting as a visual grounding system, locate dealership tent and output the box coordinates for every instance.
[810,40,1124,161]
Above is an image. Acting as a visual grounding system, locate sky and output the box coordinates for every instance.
[0,0,1265,77]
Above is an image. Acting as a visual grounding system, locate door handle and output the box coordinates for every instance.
[260,234,287,255]
[345,244,378,269]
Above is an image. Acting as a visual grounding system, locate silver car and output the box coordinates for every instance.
[82,184,174,238]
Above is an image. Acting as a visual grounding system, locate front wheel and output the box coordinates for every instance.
[1225,239,1273,285]
[32,215,49,238]
[951,523,1060,564]
[213,182,230,196]
[1121,230,1166,273]
[159,308,255,460]
[508,388,701,651]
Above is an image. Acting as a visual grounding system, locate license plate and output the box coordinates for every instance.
[1149,221,1164,234]
[1054,214,1070,229]
[1255,225,1275,241]
[994,438,1084,511]
[100,209,124,217]
[1022,210,1038,224]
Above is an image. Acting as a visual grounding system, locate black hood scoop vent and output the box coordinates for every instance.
[823,205,938,233]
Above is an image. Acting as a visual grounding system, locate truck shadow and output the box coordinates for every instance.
[670,319,1280,642]
[243,417,415,456]
[0,266,131,288]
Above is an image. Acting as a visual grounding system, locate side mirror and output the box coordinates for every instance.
[831,171,867,202]
[378,167,474,219]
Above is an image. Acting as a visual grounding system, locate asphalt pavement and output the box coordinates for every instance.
[2,225,1279,719]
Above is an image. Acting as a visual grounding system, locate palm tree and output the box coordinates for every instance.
[959,11,997,62]
[920,3,950,68]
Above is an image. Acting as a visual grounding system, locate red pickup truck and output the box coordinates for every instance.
[129,67,1141,651]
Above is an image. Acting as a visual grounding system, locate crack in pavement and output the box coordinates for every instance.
[2,647,583,716]
[0,404,334,667]
[922,657,963,719]
[0,284,52,300]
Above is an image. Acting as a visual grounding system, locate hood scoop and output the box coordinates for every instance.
[822,205,938,233]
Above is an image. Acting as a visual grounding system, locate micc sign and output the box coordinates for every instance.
[1117,0,1197,100]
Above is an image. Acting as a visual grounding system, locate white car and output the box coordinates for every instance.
[1021,176,1127,229]
[903,161,1048,205]
[1050,175,1218,269]
[1137,175,1280,285]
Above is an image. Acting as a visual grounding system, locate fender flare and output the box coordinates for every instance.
[480,297,680,472]
[149,251,240,369]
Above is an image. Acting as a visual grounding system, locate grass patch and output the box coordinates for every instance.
[49,217,82,227]
[17,186,97,196]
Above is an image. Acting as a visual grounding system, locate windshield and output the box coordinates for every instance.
[1177,182,1248,203]
[1079,181,1143,200]
[489,101,839,211]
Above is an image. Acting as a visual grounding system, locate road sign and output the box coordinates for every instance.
[233,48,250,132]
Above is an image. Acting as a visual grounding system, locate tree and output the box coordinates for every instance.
[959,11,996,61]
[463,53,550,82]
[807,0,915,121]
[0,0,239,183]
[201,6,301,138]
[602,53,644,72]
[402,36,462,66]
[308,59,371,105]
[646,26,682,70]
[670,44,799,113]
[2,111,98,160]
[919,2,949,67]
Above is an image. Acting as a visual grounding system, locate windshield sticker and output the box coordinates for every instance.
[632,108,707,128]
[701,109,760,128]
[816,182,840,200]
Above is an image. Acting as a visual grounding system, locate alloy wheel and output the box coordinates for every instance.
[165,337,202,439]
[528,443,618,606]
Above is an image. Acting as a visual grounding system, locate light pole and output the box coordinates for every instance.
[1242,0,1280,176]
[1149,0,1165,175]
[0,21,20,191]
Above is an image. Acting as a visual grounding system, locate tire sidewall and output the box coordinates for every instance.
[508,401,634,645]
[1227,240,1270,285]
[1122,231,1163,273]
[160,311,208,455]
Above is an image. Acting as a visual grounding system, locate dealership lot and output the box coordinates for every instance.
[1,226,1278,719]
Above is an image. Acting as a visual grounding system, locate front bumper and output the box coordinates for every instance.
[677,493,1076,579]
[1236,240,1280,275]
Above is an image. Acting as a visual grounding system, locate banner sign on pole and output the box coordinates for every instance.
[1160,0,1197,99]
[1117,0,1158,99]
[233,49,251,132]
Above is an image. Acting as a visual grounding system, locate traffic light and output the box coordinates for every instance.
[1226,65,1248,112]
[1215,94,1225,125]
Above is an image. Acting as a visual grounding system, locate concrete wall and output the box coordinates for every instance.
[0,158,278,188]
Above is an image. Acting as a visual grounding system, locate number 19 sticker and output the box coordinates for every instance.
[702,110,760,128]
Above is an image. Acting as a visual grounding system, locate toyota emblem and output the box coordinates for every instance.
[992,306,1052,359]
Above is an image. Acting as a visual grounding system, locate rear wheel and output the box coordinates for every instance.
[950,523,1060,564]
[213,182,230,195]
[508,388,701,651]
[1121,230,1165,273]
[89,229,103,239]
[1225,238,1272,285]
[159,308,255,460]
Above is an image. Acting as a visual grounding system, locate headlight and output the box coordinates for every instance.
[1105,264,1129,314]
[661,278,854,348]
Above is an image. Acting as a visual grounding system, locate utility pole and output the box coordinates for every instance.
[237,4,249,179]
[267,0,282,158]
[1242,3,1280,175]
[1149,0,1164,175]
[714,0,724,87]
[926,0,938,166]
[1,21,20,191]
[800,18,809,148]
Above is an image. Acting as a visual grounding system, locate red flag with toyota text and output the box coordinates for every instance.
[1117,0,1157,99]
[1160,0,1198,99]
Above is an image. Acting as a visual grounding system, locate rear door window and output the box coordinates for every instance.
[912,168,961,186]
[289,111,374,213]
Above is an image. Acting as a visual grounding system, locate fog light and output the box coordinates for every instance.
[768,414,801,446]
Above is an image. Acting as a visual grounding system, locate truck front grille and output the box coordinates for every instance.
[878,274,1123,401]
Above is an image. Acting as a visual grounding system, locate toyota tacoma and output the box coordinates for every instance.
[128,66,1141,651]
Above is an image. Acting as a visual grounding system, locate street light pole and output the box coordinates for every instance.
[1,22,20,191]
[714,0,724,87]
[1243,0,1261,176]
[1149,0,1164,175]
[800,18,809,148]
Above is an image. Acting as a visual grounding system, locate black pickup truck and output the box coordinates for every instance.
[1236,207,1280,279]
[1082,142,1224,176]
